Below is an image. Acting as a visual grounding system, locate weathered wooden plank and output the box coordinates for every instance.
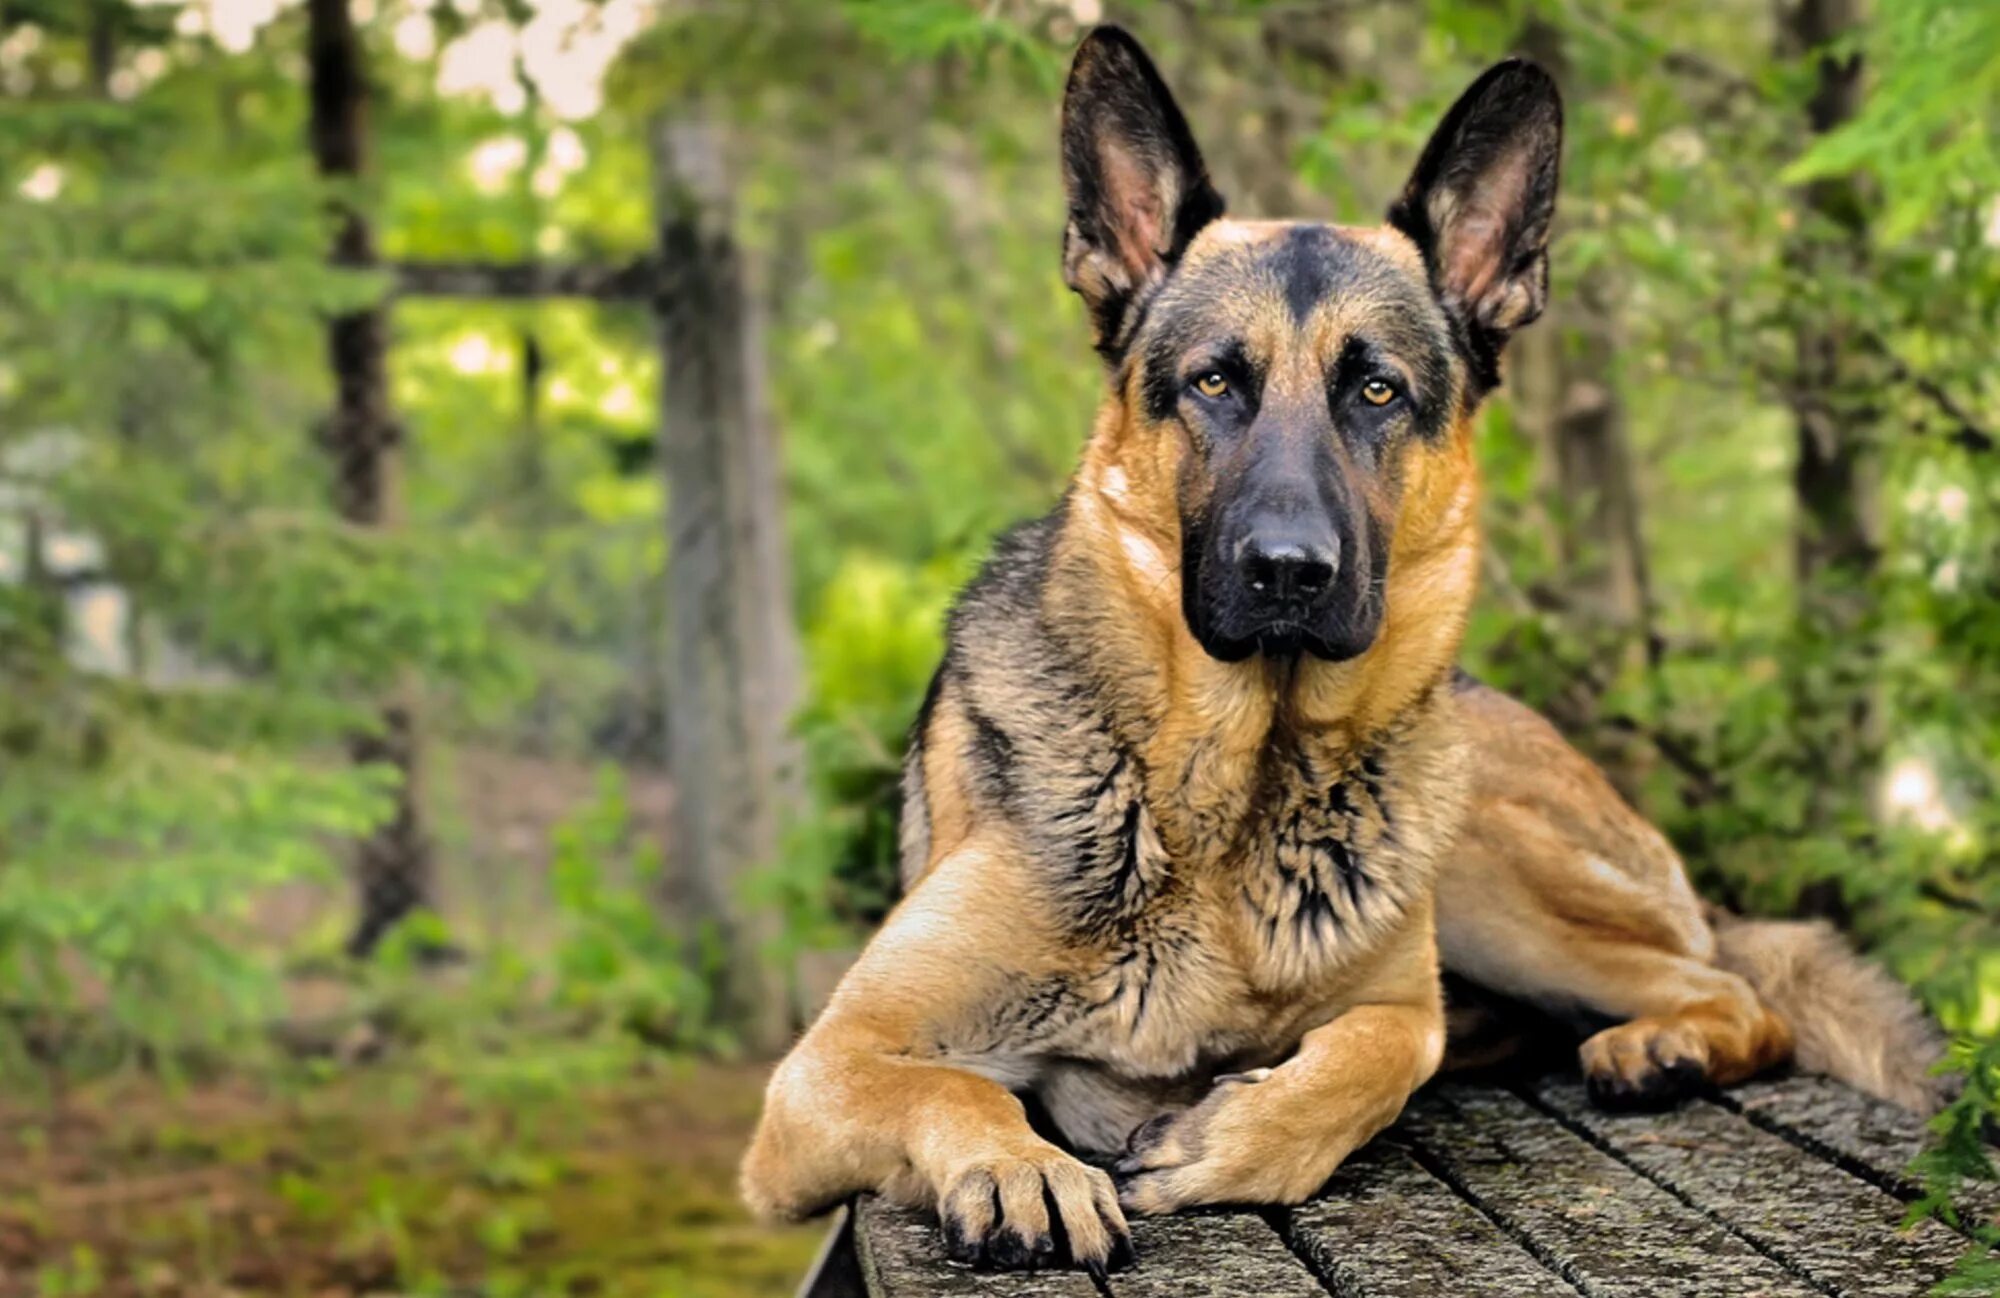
[1720,1077,2000,1227]
[846,1081,1969,1297]
[1405,1086,1817,1297]
[852,1196,1099,1298]
[1281,1139,1572,1298]
[1532,1078,1963,1297]
[850,1195,1316,1296]
[1723,1078,1926,1189]
[1113,1210,1322,1297]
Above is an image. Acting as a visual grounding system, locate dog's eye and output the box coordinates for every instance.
[1360,379,1398,407]
[1192,372,1230,400]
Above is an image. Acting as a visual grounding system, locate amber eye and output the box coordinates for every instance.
[1192,372,1230,399]
[1361,379,1398,407]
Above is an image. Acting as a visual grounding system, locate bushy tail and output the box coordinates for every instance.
[1710,912,1949,1114]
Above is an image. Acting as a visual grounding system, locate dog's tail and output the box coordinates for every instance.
[1710,910,1948,1114]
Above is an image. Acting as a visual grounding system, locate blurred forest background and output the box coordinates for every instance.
[1,0,1997,1295]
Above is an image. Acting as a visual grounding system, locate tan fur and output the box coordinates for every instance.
[913,692,976,869]
[1439,683,1943,1112]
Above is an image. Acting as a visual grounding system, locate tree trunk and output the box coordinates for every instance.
[652,113,800,1053]
[1520,283,1653,649]
[1779,0,1877,828]
[306,0,436,958]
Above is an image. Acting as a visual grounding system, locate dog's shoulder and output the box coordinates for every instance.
[900,500,1163,916]
[934,498,1104,753]
[943,506,1062,656]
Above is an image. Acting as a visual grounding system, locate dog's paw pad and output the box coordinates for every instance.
[936,1151,1129,1273]
[1581,1021,1710,1112]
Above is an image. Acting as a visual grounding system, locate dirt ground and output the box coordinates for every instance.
[0,1060,823,1298]
[3,746,824,1298]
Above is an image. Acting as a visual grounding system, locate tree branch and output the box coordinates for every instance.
[1881,353,1996,454]
[1601,712,1732,805]
[1918,877,1989,916]
[390,258,659,302]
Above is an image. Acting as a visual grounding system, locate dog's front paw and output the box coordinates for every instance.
[938,1146,1132,1275]
[1580,1019,1709,1111]
[1112,1070,1315,1214]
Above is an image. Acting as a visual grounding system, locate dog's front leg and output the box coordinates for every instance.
[745,1034,1130,1271]
[1113,934,1444,1214]
[741,840,1131,1273]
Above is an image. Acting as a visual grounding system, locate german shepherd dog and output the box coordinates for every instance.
[743,27,1941,1273]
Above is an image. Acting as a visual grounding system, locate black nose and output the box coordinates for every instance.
[1239,536,1337,606]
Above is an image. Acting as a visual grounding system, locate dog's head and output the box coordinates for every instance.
[1062,27,1560,664]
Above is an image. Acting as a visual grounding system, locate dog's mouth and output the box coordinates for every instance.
[1262,616,1377,663]
[1188,608,1382,665]
[1256,621,1305,657]
[1255,619,1327,661]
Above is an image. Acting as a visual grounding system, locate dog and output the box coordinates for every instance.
[742,26,1941,1273]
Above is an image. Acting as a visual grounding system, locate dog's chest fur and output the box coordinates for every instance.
[995,702,1445,1035]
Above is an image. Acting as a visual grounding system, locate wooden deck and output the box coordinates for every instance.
[800,1074,1991,1297]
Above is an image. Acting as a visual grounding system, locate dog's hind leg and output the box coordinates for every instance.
[1467,924,1793,1109]
[1573,950,1794,1107]
[1439,684,1793,1108]
[1439,834,1793,1106]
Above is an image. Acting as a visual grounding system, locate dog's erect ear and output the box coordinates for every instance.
[1061,27,1225,356]
[1387,59,1561,391]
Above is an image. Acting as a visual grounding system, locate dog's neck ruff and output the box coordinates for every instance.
[978,502,1467,967]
